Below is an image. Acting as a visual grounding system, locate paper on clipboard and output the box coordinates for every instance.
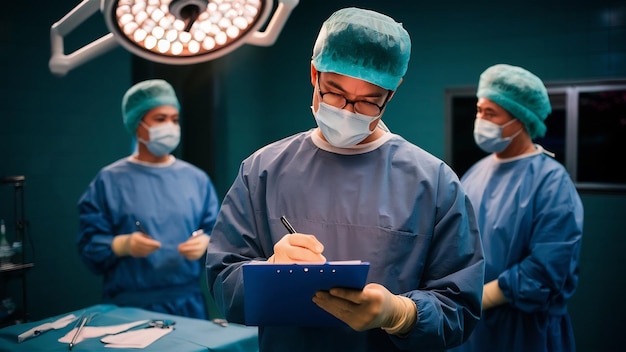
[242,261,370,327]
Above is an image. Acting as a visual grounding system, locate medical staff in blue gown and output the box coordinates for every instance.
[78,79,219,319]
[206,7,484,352]
[449,64,584,352]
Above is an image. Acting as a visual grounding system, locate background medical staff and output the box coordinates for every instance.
[206,7,484,352]
[77,79,219,319]
[449,64,584,352]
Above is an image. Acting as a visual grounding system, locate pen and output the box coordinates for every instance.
[135,220,151,238]
[68,315,88,350]
[191,229,205,237]
[280,216,297,234]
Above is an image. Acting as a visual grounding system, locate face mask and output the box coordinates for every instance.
[138,122,181,156]
[473,118,522,153]
[312,103,379,148]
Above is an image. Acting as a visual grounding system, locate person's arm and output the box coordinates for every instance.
[198,175,220,235]
[77,174,121,274]
[313,283,417,335]
[314,166,484,350]
[497,170,583,312]
[392,166,484,350]
[482,279,507,310]
[179,174,220,260]
[206,164,268,324]
[111,232,161,257]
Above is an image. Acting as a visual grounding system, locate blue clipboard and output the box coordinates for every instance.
[242,261,370,327]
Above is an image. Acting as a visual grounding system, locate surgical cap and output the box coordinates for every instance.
[477,64,551,139]
[122,79,180,134]
[311,7,411,91]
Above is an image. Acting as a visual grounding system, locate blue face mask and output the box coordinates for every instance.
[312,103,379,148]
[473,118,521,153]
[138,122,180,156]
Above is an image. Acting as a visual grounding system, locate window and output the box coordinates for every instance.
[445,80,626,193]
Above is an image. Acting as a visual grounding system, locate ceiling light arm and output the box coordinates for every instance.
[49,0,300,76]
[247,0,299,46]
[49,0,119,77]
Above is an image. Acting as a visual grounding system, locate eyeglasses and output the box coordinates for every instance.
[317,74,391,117]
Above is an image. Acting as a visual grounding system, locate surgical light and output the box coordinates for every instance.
[49,0,299,76]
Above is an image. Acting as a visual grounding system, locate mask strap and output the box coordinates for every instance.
[136,121,150,144]
[502,118,524,140]
[508,127,523,140]
[501,118,518,128]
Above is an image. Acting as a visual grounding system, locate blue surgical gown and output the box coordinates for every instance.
[206,130,485,352]
[78,157,219,319]
[451,148,583,352]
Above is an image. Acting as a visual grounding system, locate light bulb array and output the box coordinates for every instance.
[49,0,299,76]
[112,0,263,58]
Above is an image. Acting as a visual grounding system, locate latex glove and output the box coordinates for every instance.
[482,279,507,311]
[267,233,326,264]
[178,232,210,260]
[111,232,161,257]
[312,283,417,335]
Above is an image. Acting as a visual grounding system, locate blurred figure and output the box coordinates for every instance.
[450,64,584,352]
[77,79,219,319]
[206,7,484,352]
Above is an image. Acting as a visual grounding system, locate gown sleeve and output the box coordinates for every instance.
[498,169,583,313]
[77,172,119,275]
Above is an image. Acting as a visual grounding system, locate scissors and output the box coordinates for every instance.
[120,319,175,332]
[147,320,176,329]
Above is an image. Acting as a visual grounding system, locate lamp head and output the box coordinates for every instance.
[102,0,272,65]
[49,0,299,76]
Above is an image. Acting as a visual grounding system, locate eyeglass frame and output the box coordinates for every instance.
[316,73,392,117]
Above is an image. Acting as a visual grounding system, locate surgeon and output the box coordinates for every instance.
[448,64,584,352]
[77,79,220,319]
[206,7,484,352]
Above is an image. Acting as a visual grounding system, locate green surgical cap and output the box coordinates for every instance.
[312,7,411,91]
[122,79,180,135]
[477,64,551,139]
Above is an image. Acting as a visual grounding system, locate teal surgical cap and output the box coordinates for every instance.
[311,7,411,91]
[477,64,551,139]
[122,79,180,135]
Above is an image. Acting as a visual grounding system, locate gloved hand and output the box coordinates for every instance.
[312,283,417,335]
[111,232,161,257]
[482,279,507,310]
[267,233,326,264]
[178,232,210,260]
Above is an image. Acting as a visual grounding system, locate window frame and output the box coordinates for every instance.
[444,79,626,194]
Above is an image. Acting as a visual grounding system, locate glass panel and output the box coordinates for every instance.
[448,93,566,177]
[577,88,626,184]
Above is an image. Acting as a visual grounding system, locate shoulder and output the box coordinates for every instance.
[243,132,312,166]
[96,158,134,177]
[173,158,204,172]
[258,132,311,154]
[387,135,459,176]
[461,155,493,179]
[530,154,572,180]
[532,156,579,199]
[172,159,212,181]
[388,135,443,160]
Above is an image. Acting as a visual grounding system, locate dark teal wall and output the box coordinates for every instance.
[1,0,133,323]
[1,1,624,351]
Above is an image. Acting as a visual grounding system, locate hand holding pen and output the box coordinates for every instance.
[135,221,151,238]
[179,229,210,260]
[123,220,161,257]
[269,216,326,264]
[111,220,161,257]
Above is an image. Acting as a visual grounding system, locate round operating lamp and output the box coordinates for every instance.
[49,0,299,76]
[105,0,272,64]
